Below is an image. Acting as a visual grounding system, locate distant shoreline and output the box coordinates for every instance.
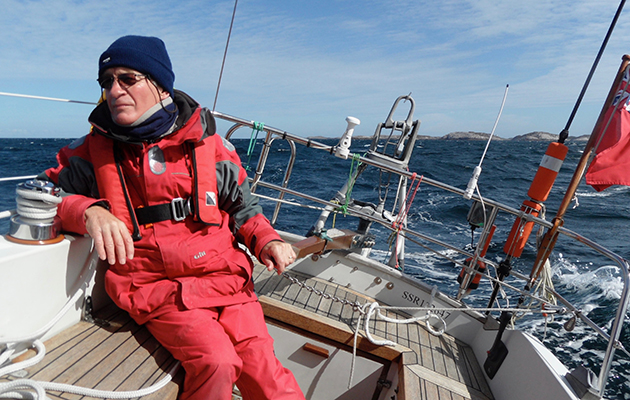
[309,131,590,141]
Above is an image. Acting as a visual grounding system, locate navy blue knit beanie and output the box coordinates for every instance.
[99,35,175,97]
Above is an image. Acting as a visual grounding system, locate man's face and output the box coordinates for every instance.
[100,67,169,126]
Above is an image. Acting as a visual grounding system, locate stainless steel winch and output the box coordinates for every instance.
[8,179,63,243]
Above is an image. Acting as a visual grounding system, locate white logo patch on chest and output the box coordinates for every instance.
[206,191,217,206]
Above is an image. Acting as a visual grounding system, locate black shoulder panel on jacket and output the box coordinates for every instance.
[199,108,217,141]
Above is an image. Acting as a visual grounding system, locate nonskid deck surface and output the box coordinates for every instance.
[253,263,493,400]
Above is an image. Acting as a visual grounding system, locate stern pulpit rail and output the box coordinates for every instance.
[211,109,630,398]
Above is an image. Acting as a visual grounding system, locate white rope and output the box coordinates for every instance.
[0,288,84,345]
[283,272,566,390]
[0,348,14,371]
[37,362,179,399]
[0,341,46,378]
[0,363,179,400]
[15,197,57,220]
[348,303,369,390]
[347,300,445,388]
[14,187,61,221]
[15,189,62,204]
[0,380,47,400]
[0,276,180,400]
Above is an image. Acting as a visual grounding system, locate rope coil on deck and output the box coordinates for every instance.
[0,252,180,400]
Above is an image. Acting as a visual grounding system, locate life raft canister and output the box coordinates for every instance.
[458,225,496,290]
[502,142,568,258]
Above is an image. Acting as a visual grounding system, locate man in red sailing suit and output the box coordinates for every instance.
[41,35,305,400]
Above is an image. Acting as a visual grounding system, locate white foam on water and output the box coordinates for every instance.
[553,254,623,302]
[575,185,630,198]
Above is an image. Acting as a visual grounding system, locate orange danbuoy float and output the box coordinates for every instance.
[527,142,569,203]
[458,225,496,292]
[502,142,568,258]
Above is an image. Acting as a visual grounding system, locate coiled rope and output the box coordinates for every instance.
[15,185,61,220]
[0,271,179,400]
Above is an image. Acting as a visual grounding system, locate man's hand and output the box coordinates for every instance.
[259,241,296,274]
[84,205,134,265]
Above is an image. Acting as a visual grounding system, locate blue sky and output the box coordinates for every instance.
[0,0,629,139]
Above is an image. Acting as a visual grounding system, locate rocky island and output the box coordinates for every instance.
[341,131,590,141]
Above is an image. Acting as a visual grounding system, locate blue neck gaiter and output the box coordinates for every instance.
[115,97,179,142]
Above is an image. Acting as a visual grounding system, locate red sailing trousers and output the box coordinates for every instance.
[145,301,305,400]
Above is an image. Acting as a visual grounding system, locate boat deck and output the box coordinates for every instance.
[0,305,182,400]
[1,262,492,400]
[253,263,493,400]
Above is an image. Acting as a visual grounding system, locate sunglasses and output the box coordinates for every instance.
[98,73,148,90]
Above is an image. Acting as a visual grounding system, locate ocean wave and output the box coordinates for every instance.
[575,186,630,198]
[553,255,623,301]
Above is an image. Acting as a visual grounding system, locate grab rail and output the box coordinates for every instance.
[225,122,297,226]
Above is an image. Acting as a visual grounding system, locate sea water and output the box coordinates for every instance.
[0,137,628,398]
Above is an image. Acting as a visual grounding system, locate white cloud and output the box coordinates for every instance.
[0,0,628,138]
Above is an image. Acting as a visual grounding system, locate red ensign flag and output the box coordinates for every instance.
[585,67,630,191]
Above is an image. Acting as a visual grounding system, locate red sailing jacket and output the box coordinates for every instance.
[44,92,281,324]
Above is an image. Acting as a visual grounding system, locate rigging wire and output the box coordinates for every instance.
[0,92,97,105]
[213,0,239,111]
[558,0,626,143]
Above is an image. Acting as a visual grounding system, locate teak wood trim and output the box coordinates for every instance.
[258,295,408,361]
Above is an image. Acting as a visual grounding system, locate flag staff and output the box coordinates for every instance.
[528,54,630,286]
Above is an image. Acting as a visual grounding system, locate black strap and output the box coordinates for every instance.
[135,203,173,225]
[135,198,191,225]
[114,144,142,241]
